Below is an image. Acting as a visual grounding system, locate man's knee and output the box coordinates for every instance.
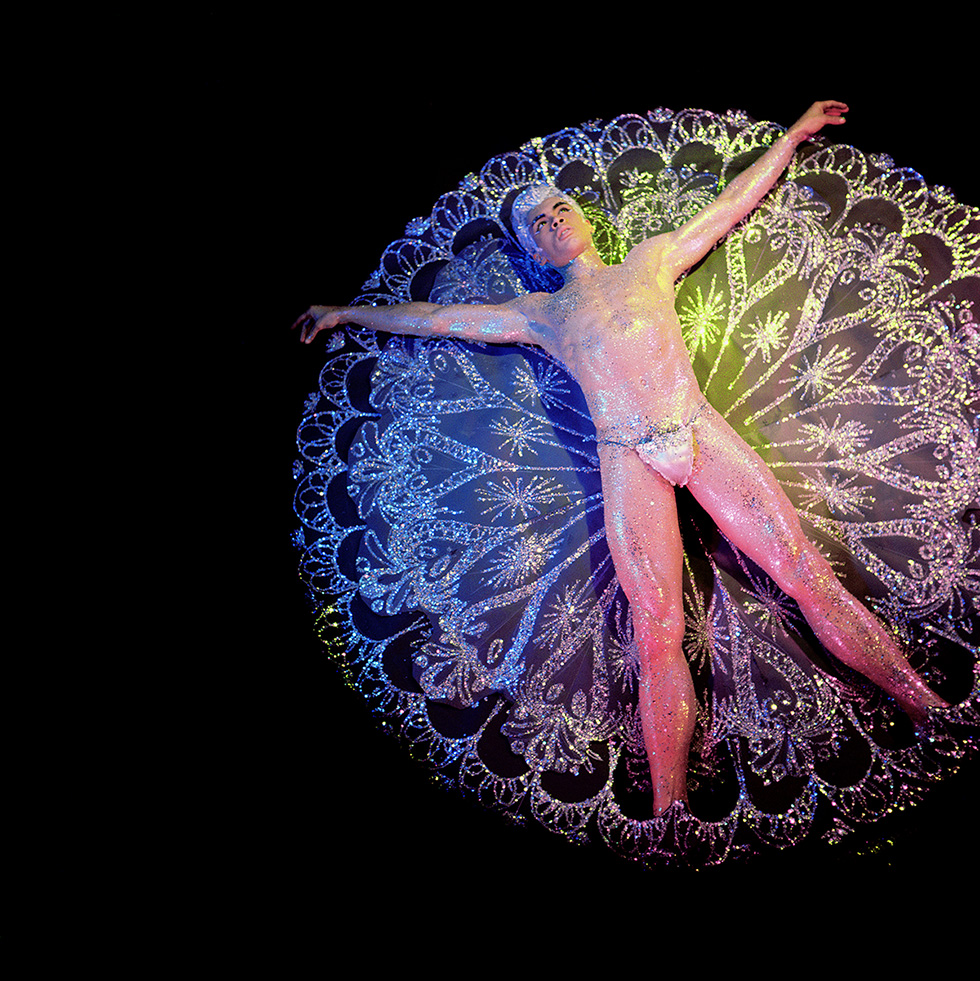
[770,538,838,602]
[632,601,685,651]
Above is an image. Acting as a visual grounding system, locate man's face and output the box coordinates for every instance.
[526,196,593,267]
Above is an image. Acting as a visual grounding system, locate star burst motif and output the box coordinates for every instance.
[476,474,567,522]
[489,415,546,458]
[485,530,563,588]
[743,575,801,637]
[799,471,875,517]
[512,361,571,408]
[798,415,873,458]
[679,276,727,357]
[607,627,640,693]
[793,344,854,400]
[535,580,595,648]
[742,309,790,364]
[682,594,713,670]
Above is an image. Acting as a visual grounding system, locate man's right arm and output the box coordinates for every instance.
[293,297,540,346]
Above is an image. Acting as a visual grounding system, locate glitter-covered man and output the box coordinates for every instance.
[295,101,948,816]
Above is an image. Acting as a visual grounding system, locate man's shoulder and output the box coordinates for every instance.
[501,291,564,346]
[624,232,686,286]
[508,290,557,319]
[626,231,672,263]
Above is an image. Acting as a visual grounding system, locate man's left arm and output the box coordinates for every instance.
[654,101,848,280]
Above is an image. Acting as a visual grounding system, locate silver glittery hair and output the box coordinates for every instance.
[510,183,586,257]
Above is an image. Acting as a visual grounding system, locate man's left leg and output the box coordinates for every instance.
[687,405,947,721]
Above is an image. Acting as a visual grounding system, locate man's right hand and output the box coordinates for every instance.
[291,305,347,344]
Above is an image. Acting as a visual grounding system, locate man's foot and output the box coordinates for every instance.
[898,685,950,726]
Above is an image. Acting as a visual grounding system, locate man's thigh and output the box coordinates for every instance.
[687,404,814,578]
[598,443,683,613]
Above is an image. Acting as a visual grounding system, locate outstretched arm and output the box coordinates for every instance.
[656,100,848,279]
[293,297,539,346]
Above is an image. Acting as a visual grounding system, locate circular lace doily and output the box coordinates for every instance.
[292,108,979,866]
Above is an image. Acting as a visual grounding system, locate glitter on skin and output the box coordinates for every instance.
[295,101,955,819]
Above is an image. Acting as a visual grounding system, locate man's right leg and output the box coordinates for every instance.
[599,444,694,814]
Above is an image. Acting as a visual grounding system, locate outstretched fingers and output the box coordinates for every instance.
[818,99,849,122]
[291,305,342,344]
[789,101,849,141]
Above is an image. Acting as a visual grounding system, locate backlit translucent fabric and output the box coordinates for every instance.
[293,108,978,865]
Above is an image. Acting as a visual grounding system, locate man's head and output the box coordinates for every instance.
[511,183,591,265]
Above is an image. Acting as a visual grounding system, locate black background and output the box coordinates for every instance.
[209,13,979,907]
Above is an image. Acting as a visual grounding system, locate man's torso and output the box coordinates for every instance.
[521,247,704,440]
